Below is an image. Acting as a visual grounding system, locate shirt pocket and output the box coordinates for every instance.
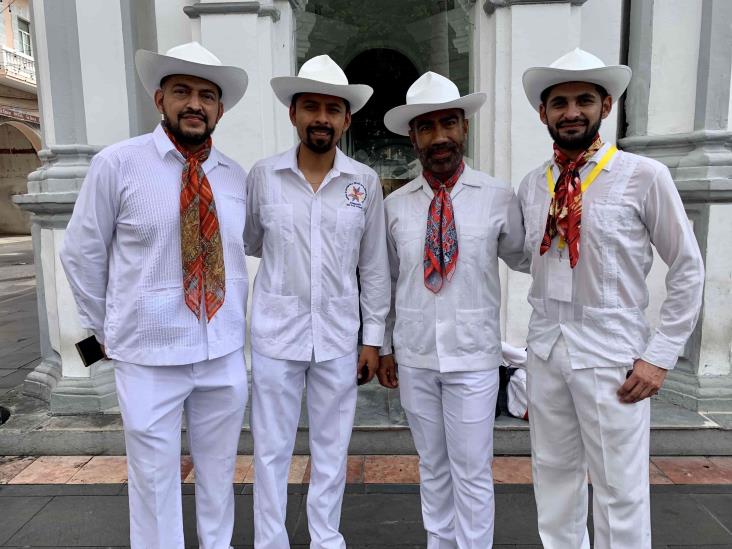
[394,227,424,269]
[217,193,247,280]
[136,287,199,349]
[251,290,300,343]
[585,202,637,250]
[327,293,360,339]
[394,306,429,355]
[454,307,498,355]
[459,223,494,266]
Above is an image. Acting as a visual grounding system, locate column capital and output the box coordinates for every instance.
[184,1,281,21]
[483,0,588,16]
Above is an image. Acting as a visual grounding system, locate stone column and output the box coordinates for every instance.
[620,0,732,413]
[183,0,303,169]
[14,0,158,413]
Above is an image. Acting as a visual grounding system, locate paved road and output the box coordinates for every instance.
[0,236,39,400]
[1,483,731,548]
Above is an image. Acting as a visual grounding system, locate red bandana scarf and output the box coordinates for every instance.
[423,161,464,293]
[163,124,225,321]
[540,135,603,268]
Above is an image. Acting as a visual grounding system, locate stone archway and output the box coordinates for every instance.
[343,48,419,194]
[0,123,40,234]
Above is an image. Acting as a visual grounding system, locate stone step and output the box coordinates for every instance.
[1,385,730,456]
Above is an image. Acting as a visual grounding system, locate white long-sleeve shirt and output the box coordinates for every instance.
[518,143,705,370]
[381,165,527,372]
[244,145,390,362]
[60,124,249,366]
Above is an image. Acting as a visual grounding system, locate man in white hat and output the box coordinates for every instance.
[519,48,705,548]
[377,72,526,548]
[244,55,389,549]
[61,42,250,549]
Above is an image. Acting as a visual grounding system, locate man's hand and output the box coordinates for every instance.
[357,345,379,385]
[376,354,399,389]
[617,359,668,404]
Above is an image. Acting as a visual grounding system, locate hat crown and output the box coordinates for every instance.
[406,71,461,105]
[297,55,349,86]
[162,41,223,67]
[549,48,607,71]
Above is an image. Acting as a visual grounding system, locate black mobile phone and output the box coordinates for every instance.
[75,335,106,367]
[357,364,370,386]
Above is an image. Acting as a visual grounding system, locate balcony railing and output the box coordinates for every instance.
[0,47,36,86]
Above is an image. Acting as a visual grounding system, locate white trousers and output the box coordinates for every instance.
[114,349,248,549]
[526,336,651,549]
[251,349,358,549]
[399,365,500,549]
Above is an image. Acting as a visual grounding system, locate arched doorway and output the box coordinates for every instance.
[0,122,40,234]
[342,49,419,194]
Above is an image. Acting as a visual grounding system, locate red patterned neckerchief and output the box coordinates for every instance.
[423,161,464,293]
[540,135,604,268]
[162,123,225,321]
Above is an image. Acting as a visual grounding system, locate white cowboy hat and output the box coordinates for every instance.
[135,41,249,109]
[383,72,487,136]
[522,48,632,112]
[270,55,373,113]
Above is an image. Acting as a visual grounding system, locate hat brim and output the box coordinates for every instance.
[135,49,249,109]
[522,65,632,112]
[270,76,373,114]
[383,92,487,136]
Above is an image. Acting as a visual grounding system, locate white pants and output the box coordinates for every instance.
[251,349,358,549]
[526,336,651,549]
[399,365,500,549]
[114,349,248,549]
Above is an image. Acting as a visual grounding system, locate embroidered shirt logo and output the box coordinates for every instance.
[345,182,367,209]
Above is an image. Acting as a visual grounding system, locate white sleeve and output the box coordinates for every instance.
[59,154,120,344]
[243,167,264,258]
[357,173,390,347]
[640,166,705,369]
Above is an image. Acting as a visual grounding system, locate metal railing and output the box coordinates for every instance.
[0,47,36,86]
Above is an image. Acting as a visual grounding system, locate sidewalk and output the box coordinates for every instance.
[1,455,732,548]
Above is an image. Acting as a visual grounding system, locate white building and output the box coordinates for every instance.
[17,0,732,417]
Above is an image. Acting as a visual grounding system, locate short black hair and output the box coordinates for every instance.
[540,83,609,105]
[290,93,351,113]
[159,75,223,99]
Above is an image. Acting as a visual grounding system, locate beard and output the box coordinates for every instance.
[417,139,465,179]
[302,125,336,154]
[548,115,602,151]
[163,109,216,147]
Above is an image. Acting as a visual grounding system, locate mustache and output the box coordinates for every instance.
[426,142,459,158]
[178,109,207,123]
[307,125,334,137]
[558,118,588,128]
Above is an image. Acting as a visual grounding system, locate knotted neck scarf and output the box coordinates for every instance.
[162,123,225,321]
[423,161,464,293]
[540,135,603,268]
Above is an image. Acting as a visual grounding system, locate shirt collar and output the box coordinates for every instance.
[550,140,617,174]
[152,123,229,170]
[409,163,480,195]
[273,143,360,177]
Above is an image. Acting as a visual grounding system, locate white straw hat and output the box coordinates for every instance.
[135,41,249,109]
[270,55,373,113]
[522,48,631,112]
[383,72,486,136]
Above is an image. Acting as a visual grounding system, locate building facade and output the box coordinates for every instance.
[17,0,732,416]
[0,0,39,234]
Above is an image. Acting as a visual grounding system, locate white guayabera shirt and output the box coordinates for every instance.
[518,142,705,370]
[61,124,249,366]
[244,145,390,362]
[381,165,527,373]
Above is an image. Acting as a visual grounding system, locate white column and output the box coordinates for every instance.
[15,0,157,413]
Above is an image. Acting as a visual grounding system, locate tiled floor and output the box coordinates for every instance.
[2,454,732,485]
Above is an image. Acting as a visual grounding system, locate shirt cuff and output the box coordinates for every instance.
[641,331,683,370]
[361,322,384,348]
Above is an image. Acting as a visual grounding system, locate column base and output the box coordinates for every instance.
[22,356,62,403]
[661,366,732,413]
[49,360,118,414]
